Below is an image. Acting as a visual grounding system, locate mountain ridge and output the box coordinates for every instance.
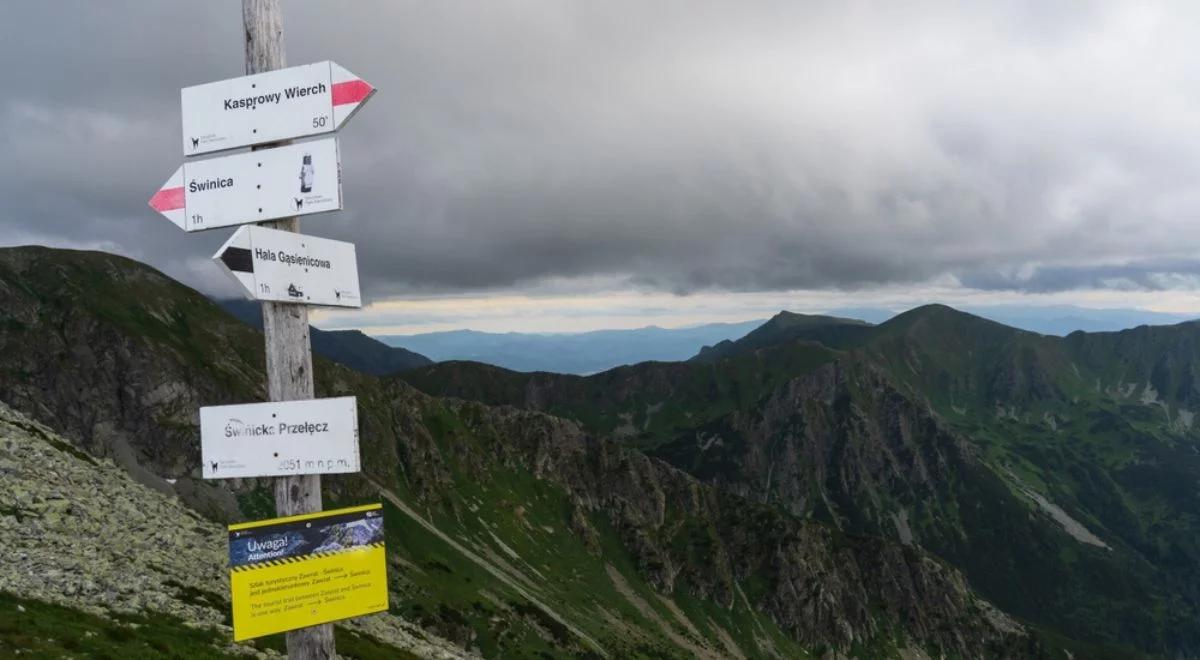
[828,304,1199,336]
[694,310,873,361]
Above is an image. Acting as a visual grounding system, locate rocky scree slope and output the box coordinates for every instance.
[0,400,469,659]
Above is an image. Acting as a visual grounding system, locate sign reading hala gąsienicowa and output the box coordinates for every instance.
[213,224,361,307]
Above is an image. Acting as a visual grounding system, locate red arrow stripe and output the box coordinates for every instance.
[149,187,185,212]
[332,80,372,106]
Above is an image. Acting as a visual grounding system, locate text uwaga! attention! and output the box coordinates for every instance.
[223,83,327,111]
[245,537,288,561]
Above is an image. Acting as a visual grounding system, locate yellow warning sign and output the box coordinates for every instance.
[227,503,388,641]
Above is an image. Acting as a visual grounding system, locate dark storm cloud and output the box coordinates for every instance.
[2,1,1200,299]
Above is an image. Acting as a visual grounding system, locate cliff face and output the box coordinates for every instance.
[446,401,1035,657]
[0,245,1047,657]
[651,359,968,522]
[648,359,1170,647]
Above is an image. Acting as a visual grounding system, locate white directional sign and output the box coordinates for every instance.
[214,225,361,307]
[149,138,341,232]
[200,397,359,479]
[181,61,375,156]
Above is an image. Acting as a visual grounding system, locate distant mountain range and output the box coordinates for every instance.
[373,306,1195,375]
[217,299,432,375]
[216,293,1197,380]
[378,320,764,374]
[830,304,1197,336]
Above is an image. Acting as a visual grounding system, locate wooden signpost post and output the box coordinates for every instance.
[147,2,378,657]
[249,3,343,656]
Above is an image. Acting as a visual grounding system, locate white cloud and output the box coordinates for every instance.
[312,280,1200,335]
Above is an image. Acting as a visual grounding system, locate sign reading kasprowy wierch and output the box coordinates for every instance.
[201,397,359,479]
[213,225,361,307]
[150,138,341,232]
[228,503,388,641]
[181,61,374,156]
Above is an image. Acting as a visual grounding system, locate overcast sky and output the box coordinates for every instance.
[4,2,1200,333]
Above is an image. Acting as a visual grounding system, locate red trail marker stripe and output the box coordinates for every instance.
[149,187,185,212]
[332,80,372,106]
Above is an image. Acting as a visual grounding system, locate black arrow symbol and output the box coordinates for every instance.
[220,247,254,273]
